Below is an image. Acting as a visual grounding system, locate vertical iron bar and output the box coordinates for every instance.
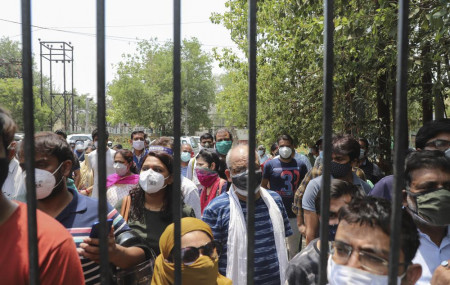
[71,47,75,132]
[39,42,43,108]
[247,0,257,284]
[96,0,109,283]
[388,0,409,283]
[173,0,182,284]
[49,49,53,129]
[21,0,39,284]
[318,0,334,284]
[63,44,67,131]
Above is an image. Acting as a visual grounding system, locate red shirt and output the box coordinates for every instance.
[0,203,84,284]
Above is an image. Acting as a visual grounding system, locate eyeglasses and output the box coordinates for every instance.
[331,240,406,275]
[425,139,450,151]
[167,240,222,266]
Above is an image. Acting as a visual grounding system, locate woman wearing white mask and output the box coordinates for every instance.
[106,149,139,208]
[119,151,195,255]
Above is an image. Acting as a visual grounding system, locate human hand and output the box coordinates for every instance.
[78,228,116,263]
[431,260,450,285]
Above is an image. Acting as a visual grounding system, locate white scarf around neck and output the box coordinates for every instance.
[226,185,288,285]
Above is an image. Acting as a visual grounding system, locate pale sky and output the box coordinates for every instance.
[0,0,238,97]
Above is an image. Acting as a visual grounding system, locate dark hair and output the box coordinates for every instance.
[215,128,233,142]
[338,196,420,265]
[19,132,74,165]
[197,149,220,171]
[270,142,278,155]
[405,150,450,187]
[113,144,123,150]
[92,128,109,141]
[359,138,369,149]
[415,118,450,149]
[314,179,362,214]
[151,136,174,150]
[200,133,214,142]
[131,130,147,140]
[55,129,67,139]
[332,134,361,162]
[115,149,137,174]
[129,151,180,223]
[0,107,16,153]
[277,134,295,146]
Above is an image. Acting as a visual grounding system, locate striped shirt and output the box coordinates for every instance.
[56,188,130,285]
[202,190,292,285]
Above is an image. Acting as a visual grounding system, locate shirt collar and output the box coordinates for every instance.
[64,187,87,214]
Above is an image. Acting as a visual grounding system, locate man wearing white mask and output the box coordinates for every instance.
[1,140,22,199]
[85,128,116,198]
[17,131,149,284]
[130,130,148,173]
[262,134,308,259]
[328,196,422,285]
[203,144,292,284]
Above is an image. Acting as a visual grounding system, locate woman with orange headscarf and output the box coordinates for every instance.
[151,217,232,285]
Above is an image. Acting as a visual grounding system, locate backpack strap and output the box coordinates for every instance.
[120,195,131,223]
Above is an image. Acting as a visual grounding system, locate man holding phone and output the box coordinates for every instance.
[18,131,148,285]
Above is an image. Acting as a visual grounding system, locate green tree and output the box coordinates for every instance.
[108,38,215,135]
[0,37,22,79]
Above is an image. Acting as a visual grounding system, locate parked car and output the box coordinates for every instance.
[67,134,92,148]
[181,136,199,155]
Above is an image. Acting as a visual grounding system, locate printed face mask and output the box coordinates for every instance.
[407,188,450,226]
[34,163,64,200]
[232,170,263,196]
[330,161,352,178]
[139,168,169,194]
[113,162,128,176]
[195,167,218,187]
[279,146,293,159]
[133,140,145,151]
[215,140,232,155]
[359,149,365,160]
[181,152,191,163]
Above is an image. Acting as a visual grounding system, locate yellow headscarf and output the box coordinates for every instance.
[151,217,232,285]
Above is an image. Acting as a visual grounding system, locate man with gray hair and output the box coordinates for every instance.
[202,144,292,284]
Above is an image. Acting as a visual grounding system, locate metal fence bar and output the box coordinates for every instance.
[172,0,182,284]
[21,0,39,283]
[246,0,257,283]
[318,0,334,284]
[96,0,109,283]
[388,0,409,283]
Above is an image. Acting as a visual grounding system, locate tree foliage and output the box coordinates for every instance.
[213,0,449,171]
[108,38,216,135]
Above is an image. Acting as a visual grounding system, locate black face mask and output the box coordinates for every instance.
[330,161,352,178]
[0,157,9,190]
[232,170,263,191]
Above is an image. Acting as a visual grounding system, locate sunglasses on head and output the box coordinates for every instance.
[167,240,222,266]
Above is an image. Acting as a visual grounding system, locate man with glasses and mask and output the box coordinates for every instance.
[0,107,84,284]
[328,196,422,284]
[202,144,292,284]
[262,134,308,258]
[403,150,450,284]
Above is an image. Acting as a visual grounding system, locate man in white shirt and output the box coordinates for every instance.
[1,141,22,199]
[86,128,116,199]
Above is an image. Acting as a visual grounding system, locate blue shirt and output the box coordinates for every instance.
[202,190,293,285]
[56,188,130,285]
[133,149,148,173]
[263,157,308,218]
[369,175,393,200]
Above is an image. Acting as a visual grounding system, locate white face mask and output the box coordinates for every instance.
[94,141,98,148]
[327,256,403,285]
[34,163,64,200]
[75,144,84,151]
[113,162,128,176]
[279,146,292,159]
[133,140,145,151]
[139,168,169,194]
[257,150,264,157]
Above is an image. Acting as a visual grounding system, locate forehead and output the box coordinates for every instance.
[359,140,367,148]
[278,139,292,147]
[201,137,213,142]
[330,194,352,211]
[132,132,145,139]
[216,131,230,139]
[181,144,192,151]
[142,155,166,168]
[410,167,450,185]
[335,220,391,255]
[426,132,450,143]
[181,230,211,248]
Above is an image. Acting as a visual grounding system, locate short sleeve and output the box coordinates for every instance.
[263,160,272,179]
[302,178,320,212]
[202,202,225,243]
[109,205,131,237]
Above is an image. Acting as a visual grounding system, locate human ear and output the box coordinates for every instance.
[225,169,231,182]
[402,264,422,285]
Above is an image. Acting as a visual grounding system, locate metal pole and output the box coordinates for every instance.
[39,41,43,108]
[173,0,182,284]
[49,47,53,129]
[247,0,257,284]
[63,44,67,131]
[96,0,109,283]
[21,0,39,283]
[318,0,334,284]
[85,97,89,133]
[72,47,75,132]
[388,0,409,283]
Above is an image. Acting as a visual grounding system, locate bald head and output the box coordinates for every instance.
[226,144,260,175]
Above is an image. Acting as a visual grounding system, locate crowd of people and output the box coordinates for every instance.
[1,104,449,284]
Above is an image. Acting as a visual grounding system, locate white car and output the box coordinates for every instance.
[67,134,93,148]
[181,136,199,155]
